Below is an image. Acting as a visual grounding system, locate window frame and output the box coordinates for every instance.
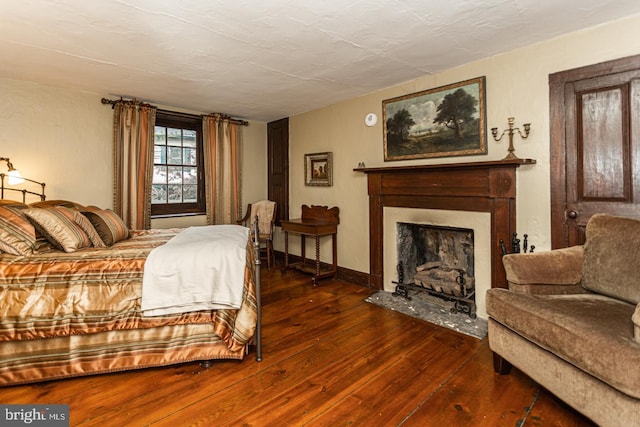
[151,110,206,218]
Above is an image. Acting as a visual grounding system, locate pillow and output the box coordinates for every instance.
[22,207,92,252]
[73,210,106,248]
[29,199,86,210]
[0,206,37,256]
[24,201,104,247]
[80,208,129,246]
[0,200,28,208]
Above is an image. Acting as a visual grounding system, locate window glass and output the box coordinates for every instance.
[151,112,205,216]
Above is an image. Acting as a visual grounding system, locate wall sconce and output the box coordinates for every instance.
[0,157,25,185]
[490,117,531,160]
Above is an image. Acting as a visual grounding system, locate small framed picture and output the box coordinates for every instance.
[304,152,333,186]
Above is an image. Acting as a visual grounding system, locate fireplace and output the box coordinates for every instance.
[356,159,535,318]
[385,208,490,317]
[396,222,474,286]
[395,222,476,317]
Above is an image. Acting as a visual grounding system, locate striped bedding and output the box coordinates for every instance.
[0,228,257,385]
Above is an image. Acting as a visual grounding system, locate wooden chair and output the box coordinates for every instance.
[237,200,277,269]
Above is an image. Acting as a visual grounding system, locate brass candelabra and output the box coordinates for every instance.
[491,117,531,160]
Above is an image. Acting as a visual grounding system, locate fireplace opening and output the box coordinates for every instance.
[394,222,476,318]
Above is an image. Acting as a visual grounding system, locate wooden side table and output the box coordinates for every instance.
[281,205,339,285]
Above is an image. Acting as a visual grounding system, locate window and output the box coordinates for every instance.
[151,111,205,217]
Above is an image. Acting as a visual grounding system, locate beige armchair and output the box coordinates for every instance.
[237,200,277,269]
[486,213,640,427]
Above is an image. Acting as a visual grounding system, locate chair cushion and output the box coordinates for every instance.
[582,214,640,304]
[487,288,640,398]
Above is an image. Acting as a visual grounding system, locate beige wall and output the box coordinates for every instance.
[0,79,113,207]
[283,13,640,278]
[0,78,267,228]
[3,12,640,277]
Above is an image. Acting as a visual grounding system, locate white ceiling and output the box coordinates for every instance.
[2,0,640,122]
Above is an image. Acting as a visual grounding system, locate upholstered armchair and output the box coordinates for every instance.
[486,213,640,427]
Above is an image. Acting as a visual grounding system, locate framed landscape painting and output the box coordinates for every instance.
[383,76,486,161]
[304,152,333,186]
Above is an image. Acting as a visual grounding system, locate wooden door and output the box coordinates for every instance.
[550,54,640,248]
[267,117,289,226]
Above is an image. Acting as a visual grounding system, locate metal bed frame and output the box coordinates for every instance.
[0,173,46,203]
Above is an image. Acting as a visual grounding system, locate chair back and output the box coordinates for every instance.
[249,200,277,238]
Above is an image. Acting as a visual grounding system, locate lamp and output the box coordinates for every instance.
[490,117,531,160]
[0,157,25,185]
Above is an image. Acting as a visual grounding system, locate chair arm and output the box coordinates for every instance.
[236,204,252,225]
[502,245,586,295]
[633,304,640,343]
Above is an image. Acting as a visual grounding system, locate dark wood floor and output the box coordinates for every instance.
[1,267,595,426]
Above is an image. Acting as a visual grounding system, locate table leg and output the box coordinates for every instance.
[314,236,321,285]
[282,230,290,272]
[332,233,338,278]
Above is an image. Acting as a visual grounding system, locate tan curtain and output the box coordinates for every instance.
[112,101,157,230]
[203,114,242,225]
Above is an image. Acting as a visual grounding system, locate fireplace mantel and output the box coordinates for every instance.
[355,158,536,290]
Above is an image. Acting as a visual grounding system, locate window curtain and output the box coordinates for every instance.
[112,101,157,230]
[202,114,242,225]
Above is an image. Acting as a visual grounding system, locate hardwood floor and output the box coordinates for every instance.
[1,267,595,426]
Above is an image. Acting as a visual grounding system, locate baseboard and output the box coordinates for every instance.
[337,266,369,287]
[274,251,370,288]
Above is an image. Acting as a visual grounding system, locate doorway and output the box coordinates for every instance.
[550,54,640,248]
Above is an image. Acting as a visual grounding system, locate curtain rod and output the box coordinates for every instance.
[100,97,249,126]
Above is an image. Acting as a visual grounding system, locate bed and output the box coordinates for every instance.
[0,191,262,386]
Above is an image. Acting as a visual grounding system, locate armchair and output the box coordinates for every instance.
[237,200,277,269]
[486,213,640,427]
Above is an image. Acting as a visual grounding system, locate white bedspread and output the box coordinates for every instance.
[141,225,249,316]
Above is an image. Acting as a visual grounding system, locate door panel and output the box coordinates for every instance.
[267,117,289,226]
[550,56,640,248]
[566,81,632,244]
[578,87,628,200]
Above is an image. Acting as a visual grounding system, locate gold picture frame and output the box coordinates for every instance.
[383,76,487,161]
[304,152,333,186]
